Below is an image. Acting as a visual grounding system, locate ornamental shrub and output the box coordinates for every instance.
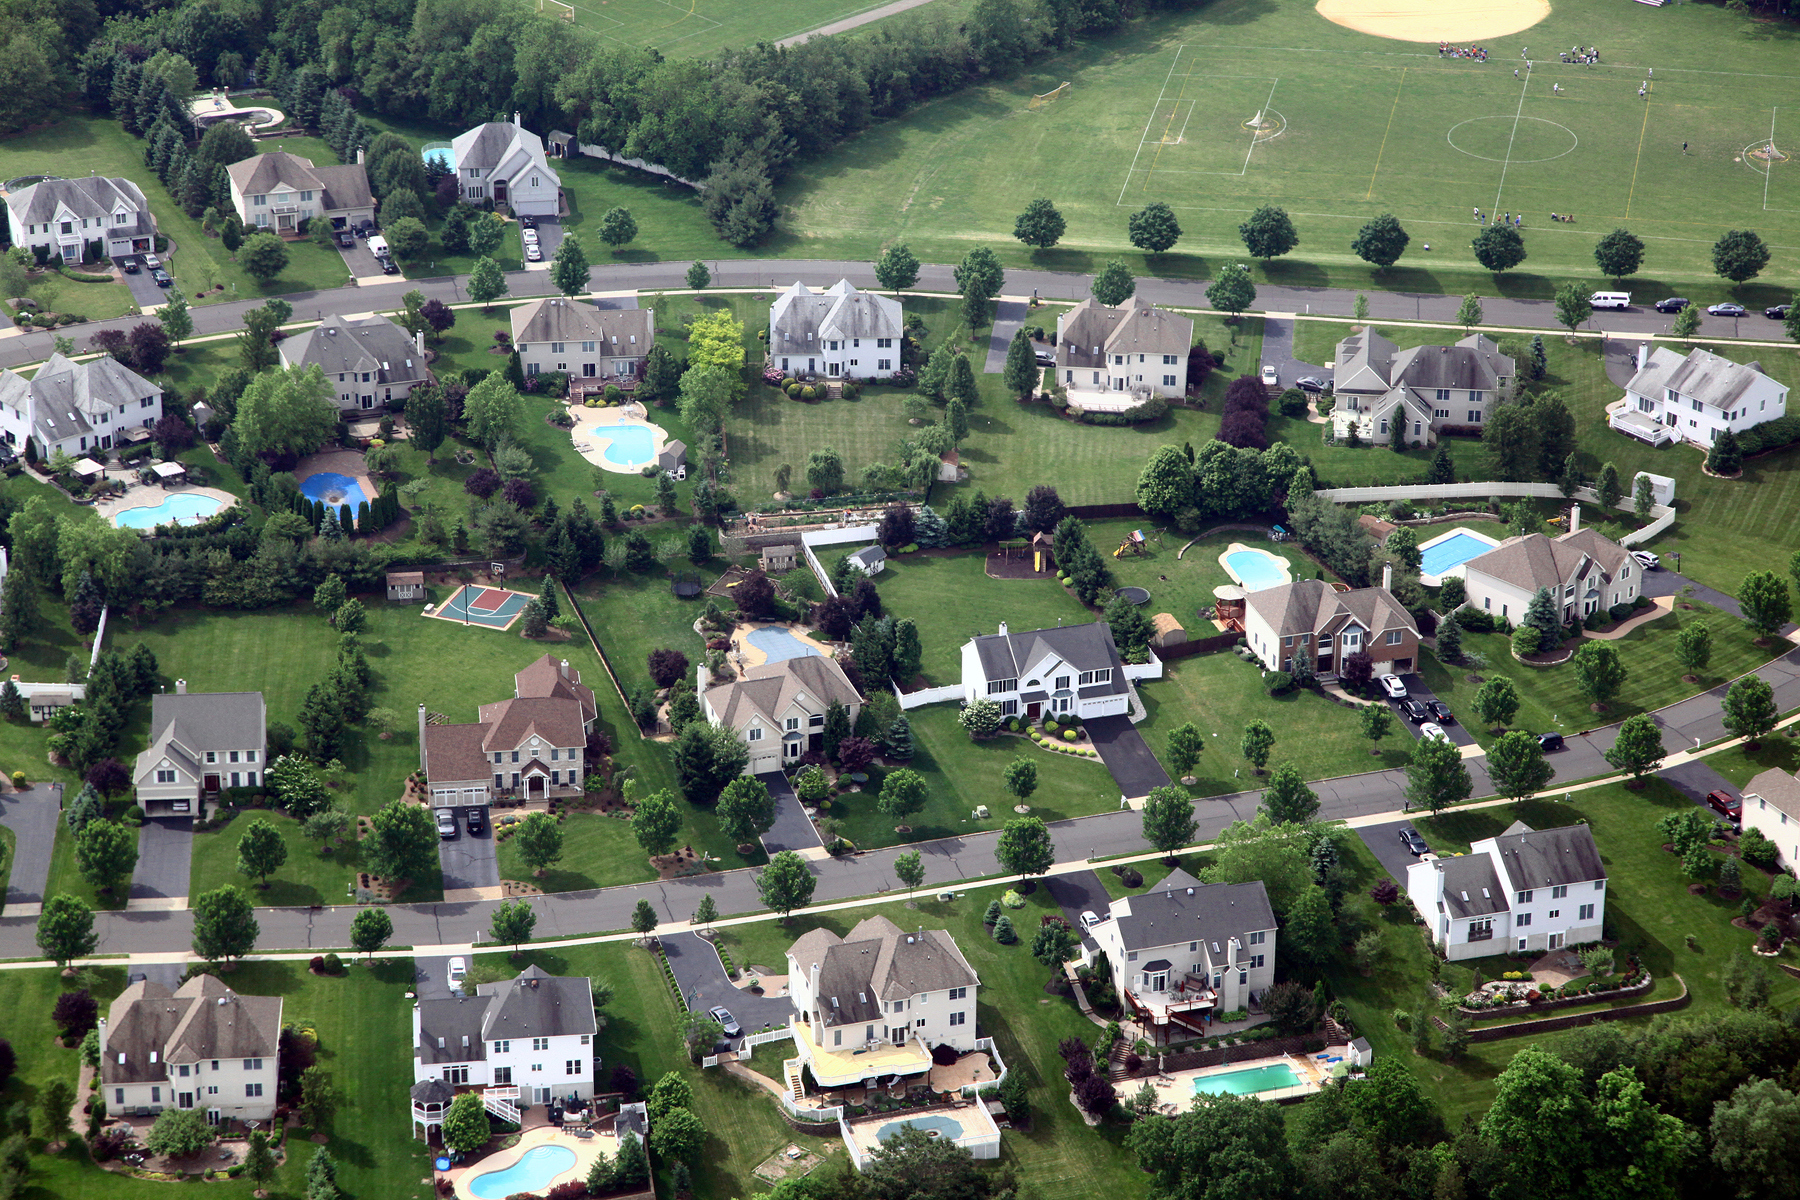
[1062,729,1076,742]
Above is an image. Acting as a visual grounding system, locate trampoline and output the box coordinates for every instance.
[431,584,533,630]
[672,577,703,599]
[1115,586,1151,606]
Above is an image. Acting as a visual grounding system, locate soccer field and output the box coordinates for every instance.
[780,0,1800,292]
[547,0,917,55]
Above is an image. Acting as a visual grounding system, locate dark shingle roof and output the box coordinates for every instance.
[1111,871,1275,952]
[967,622,1126,696]
[1492,822,1606,890]
[796,916,978,1031]
[5,176,152,237]
[479,964,596,1040]
[1437,855,1509,919]
[417,995,490,1065]
[279,314,424,385]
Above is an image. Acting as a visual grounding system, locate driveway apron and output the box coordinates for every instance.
[1084,714,1173,798]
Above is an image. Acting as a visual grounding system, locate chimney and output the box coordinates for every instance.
[356,147,364,166]
[560,658,570,679]
[1637,341,1650,370]
[418,703,429,771]
[1382,561,1392,590]
[415,331,425,357]
[998,621,1008,637]
[175,679,186,695]
[1569,503,1581,532]
[514,111,522,127]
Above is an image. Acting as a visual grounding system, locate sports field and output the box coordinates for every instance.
[546,0,929,56]
[782,0,1800,291]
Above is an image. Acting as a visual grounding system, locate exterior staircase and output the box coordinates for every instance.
[481,1086,520,1124]
[786,1057,806,1103]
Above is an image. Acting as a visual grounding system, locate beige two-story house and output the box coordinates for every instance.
[1055,296,1192,410]
[510,299,655,388]
[0,352,163,460]
[1330,330,1514,447]
[421,655,597,806]
[701,655,862,774]
[768,280,904,381]
[1407,821,1607,960]
[226,151,374,234]
[131,684,267,814]
[449,116,561,217]
[1243,578,1420,677]
[1460,510,1639,626]
[278,314,430,413]
[99,974,282,1122]
[1612,344,1789,448]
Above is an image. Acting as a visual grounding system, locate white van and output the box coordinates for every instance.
[366,235,390,260]
[1590,291,1631,310]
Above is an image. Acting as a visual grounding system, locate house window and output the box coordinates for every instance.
[948,986,967,1000]
[552,343,565,354]
[1249,954,1265,969]
[999,699,1017,716]
[986,678,1016,695]
[244,1059,263,1071]
[1435,388,1450,401]
[245,1083,263,1098]
[949,1011,966,1026]
[1386,630,1402,645]
[156,769,176,783]
[833,1030,842,1046]
[1517,890,1534,904]
[878,359,892,371]
[1054,675,1070,691]
[809,713,824,728]
[444,1066,469,1085]
[1579,903,1596,920]
[1548,909,1560,919]
[1470,391,1484,403]
[582,341,596,353]
[254,195,267,206]
[1248,931,1265,945]
[1467,410,1483,423]
[1078,669,1112,685]
[511,751,520,763]
[494,1041,510,1055]
[494,1067,512,1085]
[1595,881,1605,891]
[1467,919,1495,941]
[566,1060,582,1076]
[1162,375,1177,387]
[786,717,799,731]
[748,728,762,742]
[1516,913,1532,927]
[1551,885,1567,899]
[532,1038,550,1052]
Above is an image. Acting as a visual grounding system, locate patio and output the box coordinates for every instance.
[1129,1047,1345,1112]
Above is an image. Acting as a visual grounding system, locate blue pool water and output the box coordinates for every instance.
[298,471,368,508]
[1192,1062,1303,1097]
[1420,532,1494,577]
[115,494,223,529]
[1224,549,1289,593]
[601,424,656,466]
[875,1113,965,1143]
[746,627,821,663]
[468,1145,577,1199]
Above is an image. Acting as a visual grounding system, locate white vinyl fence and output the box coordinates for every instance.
[799,524,882,599]
[1313,483,1673,548]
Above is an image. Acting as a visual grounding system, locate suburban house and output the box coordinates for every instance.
[225,151,375,233]
[1742,768,1800,871]
[1330,330,1515,446]
[1243,576,1421,677]
[410,965,596,1132]
[278,314,429,413]
[131,684,268,814]
[768,280,903,381]
[386,570,426,602]
[0,352,163,460]
[449,115,562,216]
[1054,295,1193,409]
[99,974,282,1122]
[1612,343,1789,448]
[1460,509,1640,625]
[1406,820,1607,960]
[4,176,155,263]
[510,298,655,389]
[420,655,598,806]
[958,621,1130,722]
[785,916,980,1088]
[1084,869,1277,1044]
[845,545,886,576]
[701,655,862,773]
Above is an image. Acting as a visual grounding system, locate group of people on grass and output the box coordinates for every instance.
[1472,209,1525,228]
[1561,45,1601,63]
[1439,42,1488,60]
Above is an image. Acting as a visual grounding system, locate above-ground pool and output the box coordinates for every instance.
[1222,547,1291,593]
[298,471,368,508]
[114,494,224,529]
[467,1144,577,1200]
[1417,528,1502,581]
[875,1113,965,1143]
[600,423,656,467]
[1192,1062,1303,1097]
[746,626,821,663]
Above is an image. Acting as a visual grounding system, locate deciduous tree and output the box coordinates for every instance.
[1206,263,1255,317]
[1092,259,1136,306]
[1573,641,1627,708]
[514,811,565,875]
[191,885,258,962]
[1405,733,1471,815]
[350,907,393,959]
[1594,228,1646,284]
[1260,762,1318,824]
[1013,198,1066,250]
[1166,721,1203,777]
[996,815,1054,881]
[874,243,920,292]
[1141,785,1197,857]
[1606,713,1666,783]
[1128,202,1182,253]
[1554,283,1592,333]
[236,817,288,886]
[35,894,95,967]
[756,850,816,917]
[1350,212,1408,268]
[598,206,638,252]
[1472,224,1527,273]
[548,232,591,296]
[1723,675,1779,748]
[953,245,1004,326]
[1486,730,1554,801]
[1240,719,1275,774]
[492,897,537,951]
[1713,229,1771,284]
[1239,205,1297,260]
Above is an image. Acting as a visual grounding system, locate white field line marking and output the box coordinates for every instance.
[1118,45,1186,206]
[1491,64,1532,215]
[1241,79,1281,175]
[1173,99,1197,145]
[1766,107,1779,211]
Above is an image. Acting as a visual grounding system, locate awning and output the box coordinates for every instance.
[1212,584,1246,600]
[73,458,103,477]
[152,461,187,478]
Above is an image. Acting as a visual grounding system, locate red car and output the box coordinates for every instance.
[1706,790,1742,822]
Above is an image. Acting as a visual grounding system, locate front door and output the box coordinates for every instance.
[203,774,220,792]
[276,213,294,231]
[1026,702,1040,720]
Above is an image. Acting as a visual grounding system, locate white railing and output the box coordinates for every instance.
[892,682,963,711]
[742,1028,797,1055]
[481,1086,520,1124]
[1311,483,1673,548]
[966,1037,1010,1095]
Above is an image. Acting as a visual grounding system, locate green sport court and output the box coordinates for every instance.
[432,584,533,630]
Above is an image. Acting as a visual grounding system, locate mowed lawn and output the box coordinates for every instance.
[190,808,364,907]
[566,0,945,57]
[497,808,658,889]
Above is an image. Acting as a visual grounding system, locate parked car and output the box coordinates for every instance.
[336,229,354,248]
[1537,732,1565,751]
[1707,303,1747,317]
[1079,910,1104,931]
[1419,722,1449,743]
[1630,549,1660,569]
[142,253,160,269]
[150,268,172,287]
[1377,673,1408,699]
[465,807,485,835]
[380,258,398,274]
[1034,349,1056,367]
[707,1006,742,1038]
[520,214,537,229]
[1259,363,1278,387]
[1654,297,1690,313]
[525,244,542,262]
[1706,790,1742,822]
[435,808,458,839]
[1398,699,1430,723]
[447,957,467,990]
[1766,304,1792,320]
[1295,376,1327,393]
[1399,826,1430,856]
[522,228,539,245]
[122,259,141,274]
[1426,700,1455,724]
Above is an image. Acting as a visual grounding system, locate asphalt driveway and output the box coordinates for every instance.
[758,771,823,855]
[1357,818,1429,885]
[1045,871,1113,951]
[1260,317,1328,391]
[129,816,193,905]
[661,929,792,1046]
[522,218,563,274]
[115,257,168,309]
[983,300,1028,373]
[0,790,59,909]
[1389,675,1479,749]
[1658,760,1739,815]
[437,809,499,893]
[337,234,395,282]
[1085,714,1173,798]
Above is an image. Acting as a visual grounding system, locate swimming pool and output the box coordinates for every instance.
[875,1113,965,1143]
[114,494,224,529]
[1418,529,1500,578]
[745,626,821,663]
[600,423,656,467]
[467,1144,577,1199]
[298,471,368,508]
[1223,548,1291,593]
[1192,1062,1303,1097]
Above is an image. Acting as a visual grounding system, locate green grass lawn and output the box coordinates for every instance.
[0,958,431,1200]
[44,817,130,911]
[190,808,364,907]
[562,0,951,57]
[32,272,138,322]
[1418,597,1780,746]
[497,809,658,889]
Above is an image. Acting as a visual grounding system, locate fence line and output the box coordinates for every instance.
[1312,483,1674,548]
[797,524,881,601]
[559,579,643,741]
[893,682,963,711]
[91,605,110,668]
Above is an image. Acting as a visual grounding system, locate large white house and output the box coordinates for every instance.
[1460,510,1640,626]
[421,655,597,807]
[131,684,267,814]
[785,916,980,1089]
[959,621,1129,723]
[278,314,429,413]
[701,654,862,774]
[1054,295,1193,408]
[1330,329,1515,447]
[1743,768,1800,872]
[768,280,903,381]
[0,352,163,460]
[1242,578,1420,677]
[1612,344,1788,448]
[99,974,282,1122]
[4,176,155,263]
[411,965,596,1126]
[1085,870,1276,1044]
[1406,820,1607,960]
[449,116,561,217]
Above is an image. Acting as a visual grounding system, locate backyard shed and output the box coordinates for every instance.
[1150,613,1187,650]
[658,439,687,477]
[387,570,427,602]
[847,545,887,576]
[760,544,799,573]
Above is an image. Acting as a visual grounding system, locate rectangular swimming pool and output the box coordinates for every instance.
[1192,1062,1303,1097]
[1420,531,1495,577]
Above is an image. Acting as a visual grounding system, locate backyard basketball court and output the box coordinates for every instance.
[428,584,534,631]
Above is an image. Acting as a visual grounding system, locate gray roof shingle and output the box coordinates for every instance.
[1436,855,1509,919]
[1110,871,1275,952]
[1628,346,1782,411]
[768,280,902,356]
[510,298,653,351]
[279,314,425,387]
[966,622,1127,696]
[5,176,152,239]
[1492,822,1606,890]
[792,916,978,1032]
[1055,296,1192,372]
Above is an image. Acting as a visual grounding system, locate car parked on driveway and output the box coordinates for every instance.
[1631,550,1660,570]
[1420,722,1449,743]
[525,244,542,262]
[1706,790,1742,822]
[1426,700,1455,724]
[336,229,354,248]
[1654,297,1689,313]
[520,214,536,229]
[435,809,458,839]
[1378,674,1408,699]
[1035,349,1055,366]
[123,258,140,274]
[1260,363,1278,387]
[1295,376,1327,393]
[1398,699,1429,723]
[150,268,172,287]
[447,957,467,990]
[1080,910,1104,931]
[707,1006,742,1038]
[465,807,485,835]
[143,253,160,269]
[1708,303,1747,317]
[1399,826,1430,856]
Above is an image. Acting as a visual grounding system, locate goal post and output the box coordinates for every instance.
[1028,82,1071,110]
[538,0,574,20]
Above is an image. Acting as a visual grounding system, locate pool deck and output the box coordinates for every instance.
[1217,542,1293,594]
[1416,526,1505,588]
[1134,1047,1342,1113]
[843,1098,1002,1162]
[569,404,670,474]
[730,621,835,670]
[100,483,237,529]
[295,449,377,510]
[445,1124,616,1200]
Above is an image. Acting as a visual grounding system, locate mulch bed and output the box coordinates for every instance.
[985,550,1055,580]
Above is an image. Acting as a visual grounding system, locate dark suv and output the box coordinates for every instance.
[1537,732,1565,751]
[1654,297,1690,313]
